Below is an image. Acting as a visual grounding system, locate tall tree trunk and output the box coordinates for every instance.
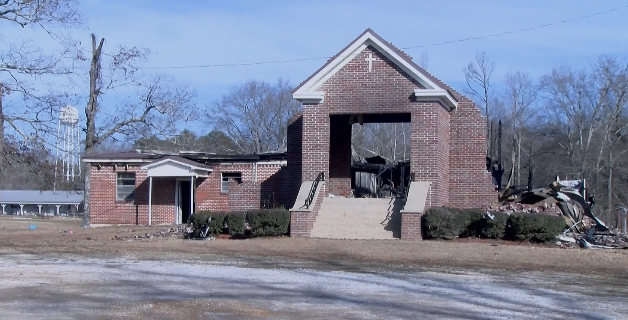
[516,133,521,187]
[0,82,4,188]
[607,148,613,216]
[82,35,105,228]
[512,138,517,186]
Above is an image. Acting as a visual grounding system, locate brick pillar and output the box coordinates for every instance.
[401,211,422,240]
[286,114,303,208]
[328,115,352,196]
[302,106,330,184]
[410,102,449,208]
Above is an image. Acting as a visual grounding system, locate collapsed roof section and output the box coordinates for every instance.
[83,149,287,165]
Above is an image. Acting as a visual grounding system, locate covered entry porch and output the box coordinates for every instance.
[141,157,212,225]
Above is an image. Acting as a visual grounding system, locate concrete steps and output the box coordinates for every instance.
[310,197,401,239]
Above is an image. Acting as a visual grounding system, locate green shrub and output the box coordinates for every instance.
[506,213,567,242]
[424,208,510,240]
[225,213,246,236]
[187,211,211,237]
[207,213,226,235]
[246,209,290,237]
[423,207,468,240]
[424,208,567,242]
[483,211,509,239]
[187,211,226,237]
[460,208,485,238]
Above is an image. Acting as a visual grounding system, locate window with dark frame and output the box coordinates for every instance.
[221,172,242,193]
[116,172,136,201]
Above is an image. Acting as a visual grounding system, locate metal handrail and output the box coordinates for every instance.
[301,171,325,209]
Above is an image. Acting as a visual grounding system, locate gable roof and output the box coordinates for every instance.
[140,156,213,178]
[293,28,458,109]
[142,156,212,171]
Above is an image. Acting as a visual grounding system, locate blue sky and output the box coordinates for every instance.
[5,0,628,129]
[80,0,627,100]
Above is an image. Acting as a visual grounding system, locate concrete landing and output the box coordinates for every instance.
[310,197,401,239]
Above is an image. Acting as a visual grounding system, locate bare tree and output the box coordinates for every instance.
[351,123,410,162]
[82,34,197,227]
[208,79,301,154]
[595,57,628,213]
[541,64,609,189]
[133,129,238,154]
[0,0,80,27]
[498,71,538,185]
[0,0,81,188]
[464,52,495,154]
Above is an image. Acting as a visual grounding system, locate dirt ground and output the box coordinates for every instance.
[1,216,627,276]
[1,217,628,319]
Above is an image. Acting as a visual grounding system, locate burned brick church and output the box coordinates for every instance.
[84,29,496,239]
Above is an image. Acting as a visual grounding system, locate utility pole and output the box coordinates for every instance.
[527,144,533,192]
[497,120,502,190]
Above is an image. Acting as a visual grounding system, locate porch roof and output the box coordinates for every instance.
[0,190,84,205]
[141,156,213,178]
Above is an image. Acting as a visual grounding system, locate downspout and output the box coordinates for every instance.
[190,175,194,218]
[148,176,153,226]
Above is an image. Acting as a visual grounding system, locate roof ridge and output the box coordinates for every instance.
[365,29,465,101]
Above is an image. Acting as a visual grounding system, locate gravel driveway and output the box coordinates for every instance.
[1,254,626,320]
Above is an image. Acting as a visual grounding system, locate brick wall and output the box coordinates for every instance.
[401,212,422,240]
[228,181,261,211]
[89,160,286,225]
[449,98,497,208]
[195,163,285,211]
[300,46,450,205]
[89,165,149,225]
[294,45,495,212]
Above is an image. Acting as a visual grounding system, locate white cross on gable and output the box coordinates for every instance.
[365,53,376,72]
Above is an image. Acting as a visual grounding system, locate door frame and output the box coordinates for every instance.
[174,177,195,224]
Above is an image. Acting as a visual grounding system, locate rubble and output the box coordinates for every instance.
[496,179,608,231]
[558,228,628,249]
[110,226,188,240]
[495,178,628,249]
[492,202,560,215]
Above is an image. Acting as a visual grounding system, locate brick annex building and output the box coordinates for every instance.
[85,29,495,239]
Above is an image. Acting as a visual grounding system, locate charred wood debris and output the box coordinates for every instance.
[487,120,626,249]
[493,178,628,249]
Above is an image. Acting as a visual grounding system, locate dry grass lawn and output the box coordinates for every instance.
[1,216,627,277]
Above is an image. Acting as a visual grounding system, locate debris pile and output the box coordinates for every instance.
[495,179,628,249]
[559,229,628,249]
[110,226,188,240]
[492,202,560,215]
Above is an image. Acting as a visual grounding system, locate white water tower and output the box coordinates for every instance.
[55,105,81,183]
